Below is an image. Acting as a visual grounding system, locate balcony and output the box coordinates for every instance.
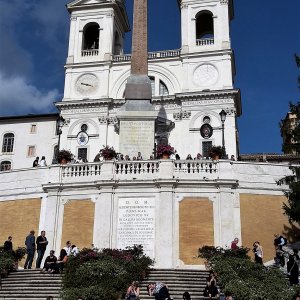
[81,49,99,57]
[113,49,181,62]
[0,160,291,194]
[196,38,214,46]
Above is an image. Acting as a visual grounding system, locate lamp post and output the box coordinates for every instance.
[53,116,65,164]
[219,109,227,159]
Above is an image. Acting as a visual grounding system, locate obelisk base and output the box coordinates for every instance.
[118,111,158,159]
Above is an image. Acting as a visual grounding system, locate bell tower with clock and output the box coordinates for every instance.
[62,0,130,101]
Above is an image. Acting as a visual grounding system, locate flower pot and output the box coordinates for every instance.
[162,153,170,159]
[60,158,67,165]
[211,154,220,160]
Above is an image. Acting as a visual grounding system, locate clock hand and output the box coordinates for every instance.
[81,82,93,87]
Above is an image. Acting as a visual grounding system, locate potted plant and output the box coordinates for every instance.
[12,247,26,270]
[156,144,176,159]
[99,145,118,160]
[57,149,73,164]
[210,146,223,160]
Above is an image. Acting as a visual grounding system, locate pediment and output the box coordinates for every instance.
[67,0,109,9]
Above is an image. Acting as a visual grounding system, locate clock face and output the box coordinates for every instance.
[77,131,89,146]
[193,64,218,86]
[75,73,99,95]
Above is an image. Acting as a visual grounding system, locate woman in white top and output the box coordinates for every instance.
[40,156,47,167]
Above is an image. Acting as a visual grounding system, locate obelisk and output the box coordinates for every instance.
[118,0,157,159]
[124,0,152,104]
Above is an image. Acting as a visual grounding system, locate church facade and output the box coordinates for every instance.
[0,0,293,268]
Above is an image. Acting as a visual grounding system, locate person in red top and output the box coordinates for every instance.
[231,238,239,249]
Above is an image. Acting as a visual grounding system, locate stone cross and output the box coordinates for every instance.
[131,0,148,75]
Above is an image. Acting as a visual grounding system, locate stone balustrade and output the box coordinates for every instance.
[0,160,291,194]
[113,49,181,62]
[196,38,214,46]
[81,49,99,56]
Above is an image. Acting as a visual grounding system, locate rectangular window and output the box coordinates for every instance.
[30,124,37,134]
[202,141,212,158]
[78,148,88,162]
[27,146,36,157]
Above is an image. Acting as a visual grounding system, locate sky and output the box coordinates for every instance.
[0,0,299,154]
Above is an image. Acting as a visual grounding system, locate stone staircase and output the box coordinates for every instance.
[0,269,62,299]
[0,268,216,300]
[138,269,217,300]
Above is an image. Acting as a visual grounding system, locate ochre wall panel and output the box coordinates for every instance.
[61,200,95,250]
[240,194,291,262]
[179,198,214,265]
[0,199,41,267]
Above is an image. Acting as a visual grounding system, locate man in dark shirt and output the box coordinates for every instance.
[3,236,13,252]
[41,250,57,273]
[24,230,36,269]
[36,230,48,268]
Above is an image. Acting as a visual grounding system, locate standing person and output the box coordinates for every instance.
[253,241,263,264]
[63,241,72,256]
[125,281,140,300]
[24,230,36,269]
[71,244,79,256]
[39,156,47,167]
[137,152,143,160]
[4,236,13,252]
[32,157,39,167]
[287,250,299,286]
[231,238,239,249]
[274,233,287,251]
[36,230,48,268]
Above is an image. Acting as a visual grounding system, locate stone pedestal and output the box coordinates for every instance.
[118,110,158,159]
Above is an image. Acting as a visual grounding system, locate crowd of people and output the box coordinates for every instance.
[3,232,299,299]
[3,231,79,274]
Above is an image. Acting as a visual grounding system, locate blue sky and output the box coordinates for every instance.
[0,0,299,154]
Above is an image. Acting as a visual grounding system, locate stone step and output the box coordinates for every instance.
[0,294,60,298]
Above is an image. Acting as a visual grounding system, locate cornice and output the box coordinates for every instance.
[56,98,112,108]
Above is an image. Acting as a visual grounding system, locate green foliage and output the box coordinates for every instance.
[198,245,250,261]
[61,245,153,300]
[0,246,26,273]
[210,146,224,158]
[198,246,296,300]
[0,251,15,273]
[278,55,300,224]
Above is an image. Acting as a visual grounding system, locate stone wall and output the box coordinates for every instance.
[240,194,290,262]
[61,199,95,250]
[179,197,214,265]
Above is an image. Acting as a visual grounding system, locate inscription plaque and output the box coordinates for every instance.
[119,120,155,159]
[117,197,155,258]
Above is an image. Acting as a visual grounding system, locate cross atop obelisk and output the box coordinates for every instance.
[124,0,152,103]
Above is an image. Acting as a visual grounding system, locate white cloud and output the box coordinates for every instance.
[0,73,60,116]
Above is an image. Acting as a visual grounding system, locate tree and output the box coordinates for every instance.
[278,54,300,223]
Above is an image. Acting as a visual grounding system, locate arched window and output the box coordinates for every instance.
[159,80,169,96]
[0,161,11,171]
[196,11,214,44]
[82,22,100,56]
[149,76,169,96]
[53,145,59,163]
[2,133,14,153]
